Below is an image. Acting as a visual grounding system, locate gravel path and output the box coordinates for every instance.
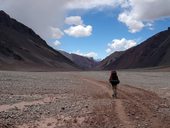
[0,71,169,128]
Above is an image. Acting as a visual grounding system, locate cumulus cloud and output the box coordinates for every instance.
[50,27,64,39]
[53,40,61,47]
[118,11,145,33]
[73,50,98,58]
[64,15,92,37]
[118,0,170,32]
[65,16,83,25]
[64,25,92,37]
[106,38,137,53]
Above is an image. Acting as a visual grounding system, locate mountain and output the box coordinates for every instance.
[96,51,124,70]
[59,50,99,69]
[0,10,79,71]
[100,28,170,70]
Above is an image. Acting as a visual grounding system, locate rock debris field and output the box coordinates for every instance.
[0,71,170,128]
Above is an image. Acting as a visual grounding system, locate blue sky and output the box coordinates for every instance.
[54,8,170,59]
[1,0,170,60]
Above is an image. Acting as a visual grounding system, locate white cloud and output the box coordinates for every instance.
[85,52,98,58]
[106,38,137,53]
[64,15,92,38]
[66,0,119,10]
[73,50,98,58]
[127,0,170,20]
[64,25,92,37]
[65,16,83,25]
[50,27,64,39]
[53,40,61,47]
[146,22,154,30]
[106,48,112,53]
[118,11,145,33]
[118,0,170,33]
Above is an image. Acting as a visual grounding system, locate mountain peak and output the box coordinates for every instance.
[0,10,10,22]
[0,10,7,15]
[168,27,170,31]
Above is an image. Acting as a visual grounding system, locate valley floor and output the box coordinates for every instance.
[0,71,170,128]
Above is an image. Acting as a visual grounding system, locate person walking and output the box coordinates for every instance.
[109,70,120,98]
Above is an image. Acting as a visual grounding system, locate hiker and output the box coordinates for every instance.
[109,70,120,98]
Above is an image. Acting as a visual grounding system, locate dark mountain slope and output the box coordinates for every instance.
[101,28,170,70]
[0,10,78,71]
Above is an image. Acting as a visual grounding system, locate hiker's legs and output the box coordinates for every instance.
[114,86,117,97]
[112,85,117,98]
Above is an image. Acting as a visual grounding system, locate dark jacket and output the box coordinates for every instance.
[109,71,120,85]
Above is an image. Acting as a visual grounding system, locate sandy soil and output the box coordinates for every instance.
[0,71,170,128]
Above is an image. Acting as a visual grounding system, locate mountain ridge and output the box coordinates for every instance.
[0,10,79,71]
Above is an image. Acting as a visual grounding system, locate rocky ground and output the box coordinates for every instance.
[0,71,170,128]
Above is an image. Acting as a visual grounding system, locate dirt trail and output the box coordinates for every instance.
[83,78,135,128]
[119,86,163,128]
[83,78,169,128]
[115,99,135,128]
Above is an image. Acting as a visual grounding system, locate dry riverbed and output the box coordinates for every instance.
[0,71,170,128]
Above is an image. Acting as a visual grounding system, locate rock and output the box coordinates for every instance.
[47,123,52,126]
[137,124,141,127]
[145,123,148,126]
[73,118,77,123]
[135,116,139,120]
[61,107,65,110]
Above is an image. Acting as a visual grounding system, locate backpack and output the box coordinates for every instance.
[110,80,120,85]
